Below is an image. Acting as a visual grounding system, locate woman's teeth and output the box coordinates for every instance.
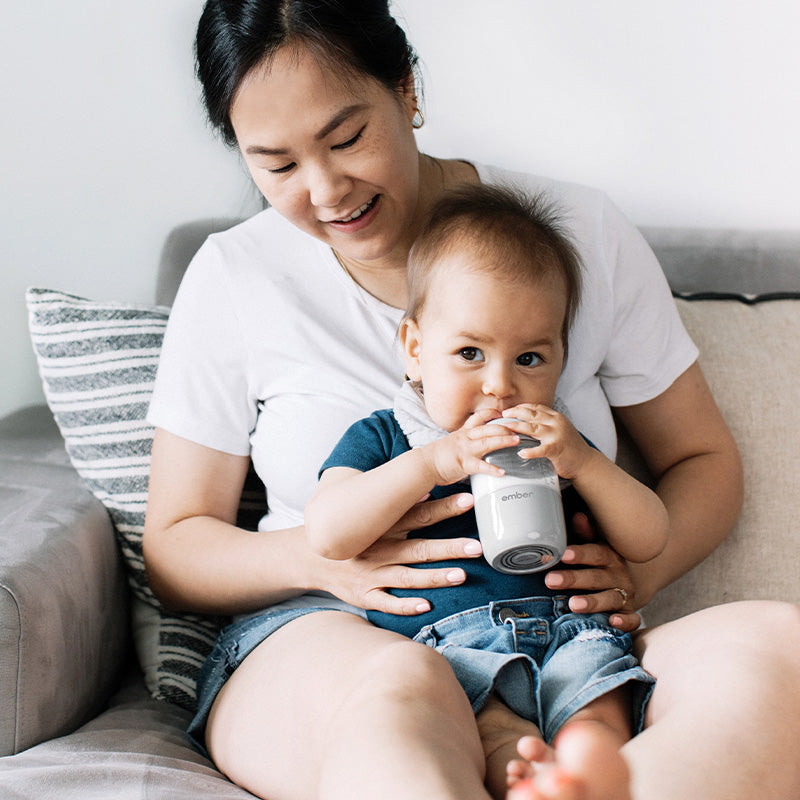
[338,198,374,222]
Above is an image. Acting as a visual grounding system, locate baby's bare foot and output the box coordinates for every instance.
[506,722,631,800]
[506,734,554,787]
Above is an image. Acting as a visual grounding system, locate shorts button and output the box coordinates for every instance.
[498,607,517,622]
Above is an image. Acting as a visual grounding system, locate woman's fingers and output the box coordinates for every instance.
[564,585,642,631]
[363,588,434,616]
[559,543,624,567]
[607,610,642,633]
[374,532,482,565]
[545,542,640,627]
[363,562,469,615]
[389,492,475,534]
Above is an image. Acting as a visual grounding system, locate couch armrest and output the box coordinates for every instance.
[0,406,130,756]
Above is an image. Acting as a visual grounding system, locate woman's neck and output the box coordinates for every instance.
[332,155,479,309]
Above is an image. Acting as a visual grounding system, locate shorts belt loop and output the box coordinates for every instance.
[553,596,571,617]
[499,614,520,651]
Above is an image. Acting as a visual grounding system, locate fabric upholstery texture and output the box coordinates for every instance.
[0,406,129,755]
[25,289,239,711]
[638,297,800,625]
[0,671,256,798]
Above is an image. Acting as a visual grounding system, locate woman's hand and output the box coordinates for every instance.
[544,512,642,632]
[308,492,482,616]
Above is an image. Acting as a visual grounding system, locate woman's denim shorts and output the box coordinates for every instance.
[412,596,654,742]
[187,595,653,751]
[187,605,336,752]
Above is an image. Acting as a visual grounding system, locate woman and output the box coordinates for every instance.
[143,2,800,799]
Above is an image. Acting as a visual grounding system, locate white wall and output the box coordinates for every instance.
[1,1,259,417]
[3,1,799,417]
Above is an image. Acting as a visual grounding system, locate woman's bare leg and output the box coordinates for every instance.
[205,611,491,800]
[626,600,800,800]
[486,601,800,800]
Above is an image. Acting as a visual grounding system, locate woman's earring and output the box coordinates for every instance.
[412,108,425,129]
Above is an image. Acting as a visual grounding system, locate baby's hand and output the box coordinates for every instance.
[421,410,520,486]
[500,404,594,480]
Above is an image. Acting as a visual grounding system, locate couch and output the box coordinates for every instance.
[1,221,798,797]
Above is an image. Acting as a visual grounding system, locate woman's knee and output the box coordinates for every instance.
[740,601,800,651]
[636,601,800,716]
[353,637,467,709]
[636,600,798,661]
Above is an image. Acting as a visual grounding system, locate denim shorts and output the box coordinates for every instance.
[412,596,654,742]
[187,596,653,752]
[187,605,341,752]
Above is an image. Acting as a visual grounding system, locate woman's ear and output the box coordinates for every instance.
[398,318,422,381]
[398,72,419,123]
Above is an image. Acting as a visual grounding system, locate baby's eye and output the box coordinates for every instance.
[459,347,485,362]
[517,352,541,367]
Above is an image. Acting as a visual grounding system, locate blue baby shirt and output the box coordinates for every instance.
[319,409,555,638]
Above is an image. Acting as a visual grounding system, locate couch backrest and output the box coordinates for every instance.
[156,218,800,306]
[641,226,800,296]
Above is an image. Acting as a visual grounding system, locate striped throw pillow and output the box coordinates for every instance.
[26,288,264,711]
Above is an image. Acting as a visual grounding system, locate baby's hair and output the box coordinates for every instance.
[406,184,583,356]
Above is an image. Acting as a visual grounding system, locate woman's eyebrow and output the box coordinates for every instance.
[245,104,367,156]
[315,104,367,140]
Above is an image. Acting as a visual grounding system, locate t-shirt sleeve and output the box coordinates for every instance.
[319,411,399,476]
[147,240,257,455]
[596,196,698,407]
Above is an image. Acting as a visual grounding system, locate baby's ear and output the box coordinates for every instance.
[398,318,422,381]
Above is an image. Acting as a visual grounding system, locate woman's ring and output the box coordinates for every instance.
[612,587,629,606]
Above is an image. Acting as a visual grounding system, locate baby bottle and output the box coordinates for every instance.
[469,419,567,574]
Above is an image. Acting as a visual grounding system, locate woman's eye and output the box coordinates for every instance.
[268,162,296,175]
[517,352,541,367]
[333,127,365,150]
[459,347,484,362]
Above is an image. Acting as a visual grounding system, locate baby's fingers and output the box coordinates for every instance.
[463,408,503,428]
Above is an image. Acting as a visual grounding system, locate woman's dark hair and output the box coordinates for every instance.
[195,0,419,146]
[406,184,584,359]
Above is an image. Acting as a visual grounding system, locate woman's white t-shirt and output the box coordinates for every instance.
[148,164,697,613]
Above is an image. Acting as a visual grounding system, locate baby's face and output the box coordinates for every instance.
[401,257,567,432]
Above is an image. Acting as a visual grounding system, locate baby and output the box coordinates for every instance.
[305,184,668,785]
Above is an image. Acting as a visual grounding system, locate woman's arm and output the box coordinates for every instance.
[143,428,305,614]
[546,361,743,614]
[143,428,486,616]
[613,361,743,604]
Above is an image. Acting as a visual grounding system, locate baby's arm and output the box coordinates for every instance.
[305,413,518,561]
[502,406,669,563]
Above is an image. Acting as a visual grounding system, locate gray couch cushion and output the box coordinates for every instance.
[0,407,129,755]
[0,671,256,798]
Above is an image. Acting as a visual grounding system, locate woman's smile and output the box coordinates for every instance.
[325,194,380,230]
[231,47,422,270]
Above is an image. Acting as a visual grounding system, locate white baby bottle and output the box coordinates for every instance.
[469,419,567,574]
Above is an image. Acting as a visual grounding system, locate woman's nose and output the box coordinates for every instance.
[307,163,351,209]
